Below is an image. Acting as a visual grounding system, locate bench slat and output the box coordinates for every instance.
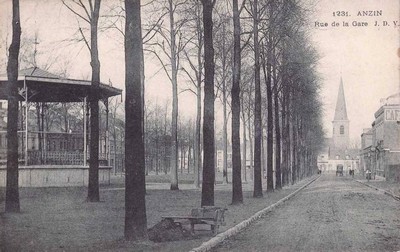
[161,207,227,235]
[162,216,215,220]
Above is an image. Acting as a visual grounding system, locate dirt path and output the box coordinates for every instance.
[214,174,400,252]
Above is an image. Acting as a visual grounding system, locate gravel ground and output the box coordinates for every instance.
[213,174,400,252]
[0,175,314,252]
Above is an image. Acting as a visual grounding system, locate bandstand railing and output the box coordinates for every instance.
[27,150,84,166]
[26,150,111,166]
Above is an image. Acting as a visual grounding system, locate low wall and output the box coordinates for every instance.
[0,165,111,187]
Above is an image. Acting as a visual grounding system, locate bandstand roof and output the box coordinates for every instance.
[0,67,122,102]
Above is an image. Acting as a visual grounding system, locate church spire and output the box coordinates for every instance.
[334,77,348,121]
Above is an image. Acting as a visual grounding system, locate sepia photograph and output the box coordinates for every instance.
[0,0,399,251]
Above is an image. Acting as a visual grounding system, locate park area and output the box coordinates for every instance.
[0,173,316,251]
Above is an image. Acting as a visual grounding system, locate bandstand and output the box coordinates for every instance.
[0,67,122,187]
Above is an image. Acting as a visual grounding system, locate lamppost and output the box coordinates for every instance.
[370,146,376,180]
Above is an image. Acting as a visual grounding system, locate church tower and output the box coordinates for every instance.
[332,77,349,149]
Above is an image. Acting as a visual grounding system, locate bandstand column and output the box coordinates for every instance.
[41,102,46,164]
[83,96,87,166]
[105,99,109,166]
[24,77,28,166]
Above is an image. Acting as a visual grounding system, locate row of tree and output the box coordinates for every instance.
[4,0,325,242]
[125,0,325,239]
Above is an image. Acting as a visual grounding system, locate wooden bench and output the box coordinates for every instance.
[162,206,227,235]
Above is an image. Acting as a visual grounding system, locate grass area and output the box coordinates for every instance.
[0,174,315,252]
[107,171,236,187]
[146,172,195,184]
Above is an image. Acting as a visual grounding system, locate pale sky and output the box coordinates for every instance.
[310,0,399,143]
[0,0,399,144]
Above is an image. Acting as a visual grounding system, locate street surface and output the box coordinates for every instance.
[214,174,400,252]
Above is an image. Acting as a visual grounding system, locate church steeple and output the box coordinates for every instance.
[334,77,348,121]
[332,77,349,149]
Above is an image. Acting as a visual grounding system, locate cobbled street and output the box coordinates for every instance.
[214,174,400,252]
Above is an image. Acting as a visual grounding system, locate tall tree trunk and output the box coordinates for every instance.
[201,0,215,207]
[274,91,281,189]
[231,0,243,204]
[221,20,229,185]
[240,91,246,182]
[193,2,203,188]
[253,0,262,198]
[266,1,275,192]
[247,111,254,180]
[124,0,147,241]
[180,145,184,173]
[285,90,291,185]
[87,0,101,202]
[265,49,274,192]
[188,143,191,174]
[291,116,296,184]
[281,91,287,186]
[287,108,292,185]
[140,28,146,177]
[169,0,179,191]
[194,82,202,188]
[5,0,21,213]
[241,111,247,182]
[273,58,281,190]
[261,50,273,191]
[222,78,228,184]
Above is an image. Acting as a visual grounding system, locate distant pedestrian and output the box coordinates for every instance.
[349,168,354,178]
[366,169,372,181]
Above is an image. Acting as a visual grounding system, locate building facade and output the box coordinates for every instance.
[364,93,400,181]
[360,128,373,177]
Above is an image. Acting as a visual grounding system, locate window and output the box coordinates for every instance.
[32,136,35,150]
[340,125,344,135]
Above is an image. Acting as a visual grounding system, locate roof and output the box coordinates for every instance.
[0,67,122,102]
[19,67,62,78]
[0,67,62,79]
[381,92,400,106]
[329,147,360,159]
[333,77,348,121]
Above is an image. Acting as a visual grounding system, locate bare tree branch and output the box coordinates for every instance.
[144,48,173,82]
[78,26,91,52]
[62,0,91,24]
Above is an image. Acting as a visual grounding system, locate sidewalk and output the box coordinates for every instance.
[1,175,318,252]
[354,174,400,201]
